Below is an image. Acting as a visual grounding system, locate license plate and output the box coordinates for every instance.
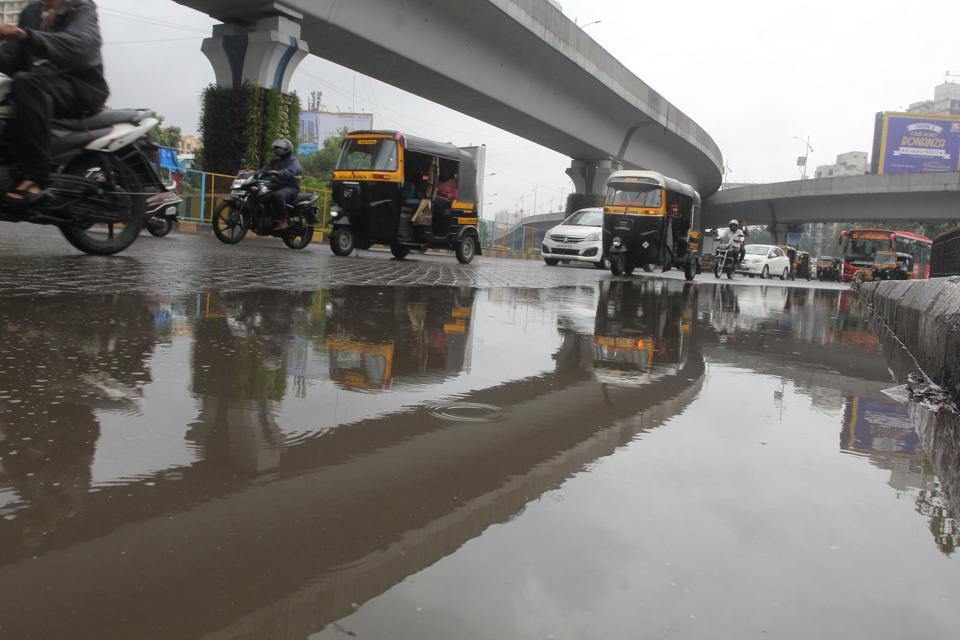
[555,243,576,250]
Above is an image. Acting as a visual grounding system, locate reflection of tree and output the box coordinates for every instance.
[0,296,155,551]
[916,485,960,557]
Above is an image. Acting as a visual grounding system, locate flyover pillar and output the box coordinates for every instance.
[565,158,620,213]
[201,9,309,91]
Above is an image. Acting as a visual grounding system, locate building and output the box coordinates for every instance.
[0,0,28,24]
[908,81,960,116]
[814,151,869,179]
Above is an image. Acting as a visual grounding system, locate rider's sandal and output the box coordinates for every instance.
[5,183,48,206]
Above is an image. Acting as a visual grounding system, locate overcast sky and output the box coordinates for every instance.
[96,0,960,217]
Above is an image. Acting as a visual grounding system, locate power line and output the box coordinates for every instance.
[98,7,209,34]
[105,37,205,45]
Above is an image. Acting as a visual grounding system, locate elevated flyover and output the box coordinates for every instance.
[174,0,724,197]
[702,172,960,230]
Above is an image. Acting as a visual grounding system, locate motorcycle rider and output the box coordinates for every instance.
[261,138,302,231]
[717,219,746,266]
[0,0,109,204]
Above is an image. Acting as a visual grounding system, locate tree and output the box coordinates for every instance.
[153,124,183,150]
[300,131,346,190]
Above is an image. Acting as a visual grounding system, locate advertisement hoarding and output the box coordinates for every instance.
[872,112,960,175]
[298,111,374,156]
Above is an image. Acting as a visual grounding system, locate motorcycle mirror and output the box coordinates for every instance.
[163,179,177,191]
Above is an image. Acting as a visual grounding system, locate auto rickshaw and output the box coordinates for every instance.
[816,255,842,281]
[329,131,485,264]
[602,171,702,281]
[872,251,913,280]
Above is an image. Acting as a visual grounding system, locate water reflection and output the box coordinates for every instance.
[0,296,155,550]
[325,287,475,391]
[0,282,957,638]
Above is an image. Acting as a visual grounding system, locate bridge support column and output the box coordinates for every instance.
[565,158,620,213]
[201,9,309,91]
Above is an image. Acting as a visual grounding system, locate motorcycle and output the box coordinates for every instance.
[211,171,318,250]
[144,188,182,238]
[0,73,169,255]
[713,241,741,279]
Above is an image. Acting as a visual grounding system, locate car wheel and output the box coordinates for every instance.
[780,268,789,281]
[544,258,560,266]
[594,257,606,269]
[761,266,769,279]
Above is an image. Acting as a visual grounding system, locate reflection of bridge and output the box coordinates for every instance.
[0,338,706,639]
[174,0,723,198]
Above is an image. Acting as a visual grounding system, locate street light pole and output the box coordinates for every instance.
[793,135,814,180]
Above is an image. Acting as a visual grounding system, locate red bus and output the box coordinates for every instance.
[838,228,933,281]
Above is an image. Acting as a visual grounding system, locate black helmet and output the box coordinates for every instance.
[271,138,293,157]
[728,219,739,231]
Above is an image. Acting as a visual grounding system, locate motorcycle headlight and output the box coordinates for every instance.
[330,206,340,218]
[231,179,245,189]
[612,237,623,248]
[585,232,601,242]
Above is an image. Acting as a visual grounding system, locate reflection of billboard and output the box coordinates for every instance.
[298,111,374,153]
[871,112,960,175]
[841,396,922,455]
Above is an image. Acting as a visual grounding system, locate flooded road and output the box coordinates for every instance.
[0,279,957,639]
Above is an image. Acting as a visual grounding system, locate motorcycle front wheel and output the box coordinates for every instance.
[59,155,146,255]
[212,201,247,244]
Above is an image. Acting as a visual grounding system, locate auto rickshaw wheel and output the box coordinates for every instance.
[330,226,356,256]
[641,263,654,273]
[684,259,697,281]
[390,242,410,260]
[544,258,560,266]
[456,235,477,264]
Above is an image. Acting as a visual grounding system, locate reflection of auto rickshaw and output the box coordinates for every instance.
[593,279,696,385]
[872,251,913,280]
[816,255,842,282]
[602,170,702,280]
[329,130,485,264]
[326,287,475,391]
[795,251,812,281]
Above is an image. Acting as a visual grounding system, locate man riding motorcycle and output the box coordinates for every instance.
[0,0,109,204]
[260,138,302,230]
[717,219,745,263]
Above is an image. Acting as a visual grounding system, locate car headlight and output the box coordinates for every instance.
[585,232,601,242]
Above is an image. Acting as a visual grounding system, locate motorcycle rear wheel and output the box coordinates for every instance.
[59,156,146,255]
[282,214,313,249]
[147,216,173,238]
[212,201,247,244]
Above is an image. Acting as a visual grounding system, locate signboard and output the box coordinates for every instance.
[872,112,960,175]
[298,111,374,155]
[786,231,802,247]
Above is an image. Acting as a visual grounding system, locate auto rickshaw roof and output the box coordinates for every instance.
[345,130,465,161]
[607,170,701,205]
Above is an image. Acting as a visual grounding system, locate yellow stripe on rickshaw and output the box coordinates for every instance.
[452,201,475,211]
[604,206,663,215]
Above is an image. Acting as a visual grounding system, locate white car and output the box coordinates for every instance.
[541,208,605,269]
[737,244,793,280]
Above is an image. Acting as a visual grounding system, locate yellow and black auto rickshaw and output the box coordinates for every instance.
[602,170,702,280]
[329,130,485,264]
[872,251,913,280]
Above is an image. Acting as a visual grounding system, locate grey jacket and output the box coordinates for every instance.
[0,0,109,106]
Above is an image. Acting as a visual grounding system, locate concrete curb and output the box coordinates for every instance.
[170,222,543,260]
[860,277,960,402]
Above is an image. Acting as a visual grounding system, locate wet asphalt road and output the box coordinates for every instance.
[1,224,957,640]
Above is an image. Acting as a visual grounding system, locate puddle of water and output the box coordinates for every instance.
[0,280,957,639]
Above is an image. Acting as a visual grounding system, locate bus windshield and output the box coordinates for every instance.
[337,139,399,172]
[605,183,662,208]
[843,237,888,262]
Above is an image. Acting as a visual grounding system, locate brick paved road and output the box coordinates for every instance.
[0,224,849,297]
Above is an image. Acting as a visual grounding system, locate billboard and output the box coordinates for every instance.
[872,112,960,175]
[298,111,374,156]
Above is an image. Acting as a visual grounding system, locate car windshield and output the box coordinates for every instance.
[743,245,770,255]
[605,183,662,208]
[336,138,399,171]
[563,210,603,226]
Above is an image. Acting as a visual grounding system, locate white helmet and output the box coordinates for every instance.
[728,219,739,231]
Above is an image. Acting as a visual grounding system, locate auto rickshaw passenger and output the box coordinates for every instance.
[433,172,459,218]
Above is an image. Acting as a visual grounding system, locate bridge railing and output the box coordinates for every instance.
[932,226,960,277]
[178,169,333,232]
